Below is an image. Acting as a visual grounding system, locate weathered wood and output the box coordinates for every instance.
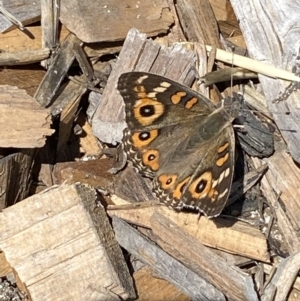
[0,67,45,97]
[60,0,173,43]
[0,85,54,148]
[92,28,196,144]
[230,0,300,164]
[263,252,300,301]
[0,25,69,52]
[0,49,50,65]
[252,154,300,254]
[228,164,268,206]
[264,144,300,232]
[34,33,81,107]
[41,0,60,50]
[53,158,115,194]
[108,196,270,262]
[73,43,95,82]
[150,212,259,301]
[176,0,222,47]
[133,266,190,301]
[112,216,226,301]
[0,0,41,33]
[0,254,30,301]
[0,184,135,301]
[0,150,34,209]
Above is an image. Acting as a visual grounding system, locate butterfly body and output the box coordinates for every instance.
[118,72,237,217]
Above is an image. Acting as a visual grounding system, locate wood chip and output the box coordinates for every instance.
[0,0,41,33]
[108,196,270,262]
[0,184,135,301]
[263,252,300,301]
[230,0,300,164]
[0,85,54,148]
[150,211,259,301]
[34,33,81,107]
[112,216,226,301]
[176,0,222,47]
[60,0,174,43]
[0,49,50,65]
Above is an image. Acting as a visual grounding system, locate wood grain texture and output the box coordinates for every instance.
[0,26,69,52]
[263,251,300,301]
[0,184,135,301]
[176,0,222,47]
[133,266,190,301]
[0,85,54,148]
[0,0,41,33]
[0,150,35,209]
[113,216,226,301]
[109,196,270,262]
[150,212,259,301]
[0,49,50,65]
[34,33,80,107]
[60,0,173,43]
[252,149,300,255]
[230,0,300,164]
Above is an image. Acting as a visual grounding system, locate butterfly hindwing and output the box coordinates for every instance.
[117,71,235,217]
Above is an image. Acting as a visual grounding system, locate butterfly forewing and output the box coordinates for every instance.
[117,71,235,217]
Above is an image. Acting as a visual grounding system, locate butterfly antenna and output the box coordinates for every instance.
[230,46,235,98]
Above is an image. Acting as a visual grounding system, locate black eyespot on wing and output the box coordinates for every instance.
[140,105,155,117]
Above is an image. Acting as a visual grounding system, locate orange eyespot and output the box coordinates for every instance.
[131,130,159,148]
[158,174,177,190]
[188,172,212,199]
[142,149,159,171]
[133,98,164,126]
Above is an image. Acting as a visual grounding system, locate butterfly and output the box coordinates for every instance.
[117,72,239,217]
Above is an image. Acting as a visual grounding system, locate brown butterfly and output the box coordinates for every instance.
[118,72,238,217]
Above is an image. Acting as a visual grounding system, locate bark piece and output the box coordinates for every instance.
[0,183,135,301]
[230,0,300,164]
[150,212,259,301]
[0,85,54,148]
[92,28,196,144]
[0,150,34,209]
[113,216,226,301]
[60,0,173,43]
[108,197,270,262]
